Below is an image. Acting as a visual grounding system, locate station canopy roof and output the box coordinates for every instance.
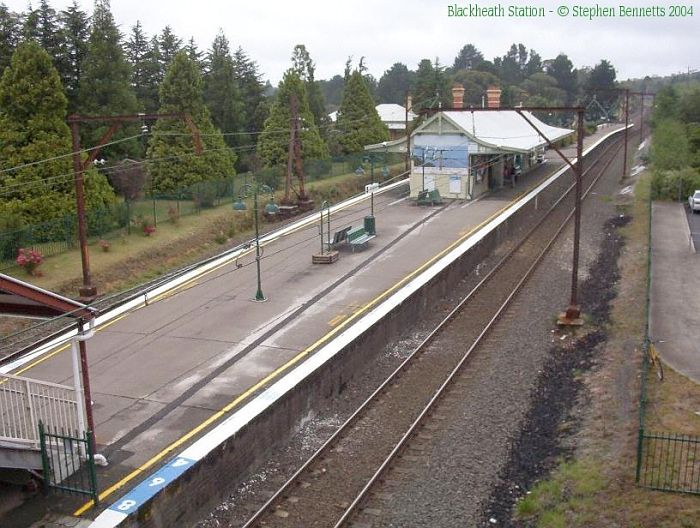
[0,273,96,320]
[437,110,574,153]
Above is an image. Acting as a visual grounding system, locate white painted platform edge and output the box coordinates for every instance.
[88,126,628,527]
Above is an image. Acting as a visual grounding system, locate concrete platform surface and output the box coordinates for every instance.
[4,125,624,521]
[650,201,700,382]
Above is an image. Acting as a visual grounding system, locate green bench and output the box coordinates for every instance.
[325,226,353,251]
[346,226,375,252]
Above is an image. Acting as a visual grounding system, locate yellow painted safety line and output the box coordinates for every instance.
[73,195,517,517]
[328,314,347,327]
[11,313,129,377]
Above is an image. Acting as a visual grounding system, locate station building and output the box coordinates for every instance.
[366,86,575,200]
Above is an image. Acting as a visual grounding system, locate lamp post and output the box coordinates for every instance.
[233,177,278,302]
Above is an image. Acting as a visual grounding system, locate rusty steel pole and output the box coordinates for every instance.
[563,109,586,322]
[70,121,97,300]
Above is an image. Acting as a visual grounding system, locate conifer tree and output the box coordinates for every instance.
[158,25,181,74]
[0,41,113,224]
[0,3,20,72]
[125,21,152,111]
[147,51,235,192]
[336,69,388,154]
[58,1,90,112]
[204,31,243,146]
[291,44,329,136]
[79,0,138,159]
[232,46,267,135]
[258,69,328,168]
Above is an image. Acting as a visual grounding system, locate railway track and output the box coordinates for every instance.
[239,138,624,528]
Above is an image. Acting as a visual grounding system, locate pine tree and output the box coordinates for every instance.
[185,36,203,70]
[79,0,138,159]
[291,44,329,137]
[336,69,389,154]
[204,31,243,146]
[158,25,181,75]
[377,62,414,105]
[35,0,63,58]
[233,47,269,136]
[147,51,235,192]
[413,58,450,111]
[0,3,20,73]
[140,35,163,113]
[58,1,90,112]
[258,69,328,168]
[125,21,152,112]
[0,41,113,224]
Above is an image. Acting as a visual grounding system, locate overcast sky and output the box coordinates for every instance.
[7,0,699,84]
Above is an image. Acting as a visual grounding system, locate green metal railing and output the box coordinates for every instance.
[39,421,99,504]
[635,186,700,495]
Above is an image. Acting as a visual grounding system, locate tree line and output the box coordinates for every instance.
[0,0,623,230]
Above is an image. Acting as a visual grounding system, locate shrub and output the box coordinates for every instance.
[16,248,43,276]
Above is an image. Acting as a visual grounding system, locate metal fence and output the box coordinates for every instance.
[0,152,403,270]
[637,431,700,493]
[0,373,79,449]
[635,191,700,495]
[39,422,98,503]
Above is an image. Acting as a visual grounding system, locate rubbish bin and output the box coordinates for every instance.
[364,215,376,235]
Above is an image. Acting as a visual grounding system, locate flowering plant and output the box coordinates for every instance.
[142,223,156,236]
[16,248,43,276]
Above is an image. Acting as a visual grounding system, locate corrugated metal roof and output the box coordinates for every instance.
[437,110,573,152]
[376,103,417,123]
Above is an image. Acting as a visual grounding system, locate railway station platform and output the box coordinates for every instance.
[650,201,700,383]
[1,125,625,527]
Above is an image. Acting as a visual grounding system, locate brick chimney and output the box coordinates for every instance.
[452,84,465,109]
[486,86,502,109]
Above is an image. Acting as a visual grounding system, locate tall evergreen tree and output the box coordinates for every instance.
[125,21,152,112]
[0,41,113,224]
[58,1,90,112]
[413,58,450,111]
[336,69,388,154]
[258,69,328,167]
[204,31,243,146]
[453,44,484,71]
[546,53,578,105]
[185,36,203,69]
[35,0,63,59]
[158,25,181,74]
[232,46,268,137]
[586,59,617,119]
[291,44,329,137]
[147,51,235,192]
[79,0,138,159]
[377,62,414,105]
[0,3,20,73]
[21,4,39,41]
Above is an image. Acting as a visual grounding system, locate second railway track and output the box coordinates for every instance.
[241,137,624,528]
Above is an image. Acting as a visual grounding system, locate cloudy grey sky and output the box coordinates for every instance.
[7,0,699,83]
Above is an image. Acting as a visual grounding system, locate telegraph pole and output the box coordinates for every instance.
[67,113,202,300]
[70,121,96,300]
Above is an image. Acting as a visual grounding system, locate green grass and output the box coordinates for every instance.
[515,460,605,528]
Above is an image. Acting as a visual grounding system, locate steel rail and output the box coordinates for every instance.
[242,136,622,528]
[336,136,624,527]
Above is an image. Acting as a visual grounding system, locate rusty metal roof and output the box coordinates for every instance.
[0,274,96,320]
